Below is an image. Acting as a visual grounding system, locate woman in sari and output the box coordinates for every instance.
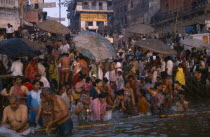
[90,79,103,120]
[123,81,135,115]
[146,82,165,114]
[25,60,39,82]
[49,59,59,85]
[175,64,186,86]
[9,76,29,105]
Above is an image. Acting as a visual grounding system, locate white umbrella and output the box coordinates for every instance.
[180,37,210,50]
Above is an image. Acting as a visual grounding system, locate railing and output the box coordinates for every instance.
[82,5,113,11]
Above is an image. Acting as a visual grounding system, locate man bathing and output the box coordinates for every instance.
[0,95,30,136]
[58,53,71,85]
[42,87,73,136]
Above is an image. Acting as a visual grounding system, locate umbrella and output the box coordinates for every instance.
[73,31,115,61]
[126,24,155,34]
[135,39,177,55]
[77,47,96,60]
[180,37,210,50]
[37,20,70,34]
[20,38,45,50]
[0,38,35,58]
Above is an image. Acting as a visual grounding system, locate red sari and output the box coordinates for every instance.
[13,85,27,105]
[25,60,39,82]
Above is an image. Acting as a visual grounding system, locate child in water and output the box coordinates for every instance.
[171,96,188,112]
[113,90,126,111]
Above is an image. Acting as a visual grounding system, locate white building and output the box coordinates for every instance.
[0,0,20,30]
[68,0,113,31]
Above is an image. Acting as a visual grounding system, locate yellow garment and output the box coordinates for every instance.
[69,53,74,59]
[175,67,185,86]
[49,61,59,84]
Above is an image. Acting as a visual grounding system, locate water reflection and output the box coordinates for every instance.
[29,100,210,137]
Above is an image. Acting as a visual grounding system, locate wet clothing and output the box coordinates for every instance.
[175,67,186,86]
[151,92,164,114]
[56,118,73,136]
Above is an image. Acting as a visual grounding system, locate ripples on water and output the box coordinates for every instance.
[27,100,210,137]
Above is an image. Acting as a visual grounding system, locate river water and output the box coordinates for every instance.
[28,100,210,137]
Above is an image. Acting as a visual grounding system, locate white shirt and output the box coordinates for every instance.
[38,63,46,77]
[62,44,70,54]
[11,60,23,76]
[161,60,166,72]
[6,26,14,33]
[40,76,50,87]
[166,60,173,76]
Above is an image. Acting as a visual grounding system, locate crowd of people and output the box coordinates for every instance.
[0,27,210,136]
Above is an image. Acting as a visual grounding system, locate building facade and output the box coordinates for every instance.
[112,0,160,28]
[0,0,20,30]
[67,0,113,31]
[152,0,210,34]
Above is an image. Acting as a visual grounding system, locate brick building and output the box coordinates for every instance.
[152,0,210,34]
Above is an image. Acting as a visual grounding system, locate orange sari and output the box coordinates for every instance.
[25,60,39,82]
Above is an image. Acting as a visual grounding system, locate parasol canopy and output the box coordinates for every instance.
[135,39,177,55]
[77,47,96,60]
[37,20,70,34]
[20,38,45,50]
[73,31,115,61]
[126,24,155,34]
[0,38,35,58]
[180,37,210,50]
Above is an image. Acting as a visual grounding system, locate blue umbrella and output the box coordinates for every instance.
[0,38,35,58]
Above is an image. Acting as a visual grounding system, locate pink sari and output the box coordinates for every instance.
[90,98,107,121]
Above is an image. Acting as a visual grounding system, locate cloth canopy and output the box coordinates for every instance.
[126,24,155,34]
[37,20,70,34]
[180,37,210,50]
[135,39,177,55]
[20,38,45,50]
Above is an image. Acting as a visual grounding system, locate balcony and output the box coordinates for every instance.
[152,1,209,25]
[76,5,113,13]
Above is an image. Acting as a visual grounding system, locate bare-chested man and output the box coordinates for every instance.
[42,87,73,136]
[58,53,71,85]
[0,95,30,136]
[162,75,173,108]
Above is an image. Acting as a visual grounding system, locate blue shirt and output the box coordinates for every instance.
[27,90,41,110]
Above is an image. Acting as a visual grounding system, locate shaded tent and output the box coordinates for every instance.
[73,31,115,61]
[135,39,177,55]
[180,37,210,50]
[0,38,35,58]
[20,38,45,50]
[126,24,155,34]
[37,20,70,34]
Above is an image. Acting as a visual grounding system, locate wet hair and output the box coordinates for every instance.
[34,73,42,78]
[32,80,41,85]
[24,78,31,83]
[116,89,124,96]
[42,87,56,95]
[139,89,146,97]
[78,75,84,80]
[124,80,130,85]
[8,95,20,101]
[15,76,22,81]
[145,77,151,83]
[95,79,102,84]
[103,77,109,83]
[154,82,163,89]
[85,77,91,82]
[76,56,80,60]
[98,92,108,98]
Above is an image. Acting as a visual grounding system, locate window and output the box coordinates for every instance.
[97,21,104,26]
[124,16,127,25]
[124,5,127,12]
[87,22,93,26]
[131,0,133,8]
